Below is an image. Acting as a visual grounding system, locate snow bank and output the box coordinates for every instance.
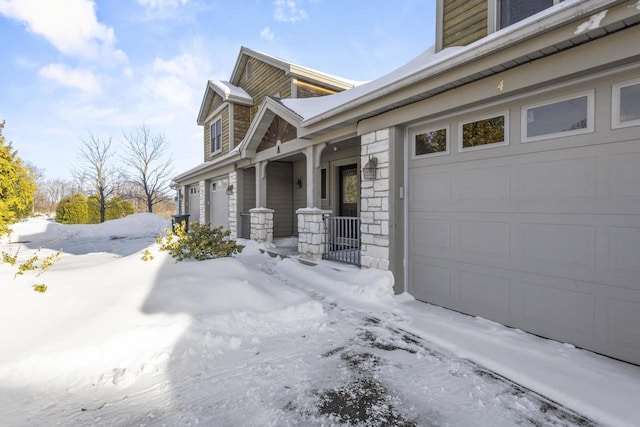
[275,257,395,307]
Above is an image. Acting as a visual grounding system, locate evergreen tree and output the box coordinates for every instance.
[0,121,37,236]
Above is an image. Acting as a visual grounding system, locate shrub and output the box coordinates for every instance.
[106,196,135,220]
[55,194,88,224]
[0,122,37,236]
[158,222,243,261]
[85,195,137,224]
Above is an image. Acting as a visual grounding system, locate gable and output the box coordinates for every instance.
[237,57,292,118]
[239,96,303,159]
[196,80,252,125]
[256,116,297,153]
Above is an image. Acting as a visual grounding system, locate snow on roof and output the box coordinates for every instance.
[211,80,251,102]
[232,46,365,90]
[281,45,464,121]
[281,0,593,124]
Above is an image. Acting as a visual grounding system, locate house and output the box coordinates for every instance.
[173,0,640,366]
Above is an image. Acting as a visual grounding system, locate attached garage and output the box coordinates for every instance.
[407,72,640,365]
[209,177,230,229]
[187,185,200,224]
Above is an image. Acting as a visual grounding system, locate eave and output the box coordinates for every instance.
[296,0,640,138]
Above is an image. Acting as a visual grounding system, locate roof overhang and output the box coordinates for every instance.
[172,149,241,185]
[295,0,640,138]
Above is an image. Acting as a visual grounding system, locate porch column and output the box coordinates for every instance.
[297,208,331,261]
[255,161,267,208]
[305,143,326,208]
[250,207,274,243]
[251,162,273,243]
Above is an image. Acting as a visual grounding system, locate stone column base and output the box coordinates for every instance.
[250,208,274,243]
[297,208,331,261]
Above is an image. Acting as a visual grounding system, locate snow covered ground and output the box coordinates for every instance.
[1,215,639,426]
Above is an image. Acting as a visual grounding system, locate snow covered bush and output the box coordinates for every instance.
[158,222,243,261]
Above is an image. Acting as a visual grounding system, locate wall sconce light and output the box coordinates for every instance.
[226,184,234,195]
[296,178,303,189]
[363,156,378,180]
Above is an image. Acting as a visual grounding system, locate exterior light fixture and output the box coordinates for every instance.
[226,184,234,195]
[296,178,303,189]
[363,156,378,180]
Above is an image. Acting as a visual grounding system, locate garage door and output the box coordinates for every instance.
[408,128,640,365]
[210,178,229,229]
[187,185,200,224]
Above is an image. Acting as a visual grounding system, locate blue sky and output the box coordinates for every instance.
[0,0,435,181]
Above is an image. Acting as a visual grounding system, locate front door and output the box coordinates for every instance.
[339,164,358,217]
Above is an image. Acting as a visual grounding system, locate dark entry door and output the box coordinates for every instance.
[339,164,358,217]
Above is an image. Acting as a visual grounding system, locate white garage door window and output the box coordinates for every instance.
[407,95,640,365]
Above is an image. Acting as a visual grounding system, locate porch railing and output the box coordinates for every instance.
[239,213,251,239]
[323,216,361,267]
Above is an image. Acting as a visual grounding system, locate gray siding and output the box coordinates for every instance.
[243,167,256,212]
[267,162,294,238]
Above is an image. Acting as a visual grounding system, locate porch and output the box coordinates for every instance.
[248,216,362,268]
[234,136,363,264]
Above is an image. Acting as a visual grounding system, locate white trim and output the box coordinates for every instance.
[521,89,595,143]
[612,77,640,129]
[410,124,450,159]
[210,116,223,155]
[229,103,235,150]
[458,110,510,153]
[402,126,409,295]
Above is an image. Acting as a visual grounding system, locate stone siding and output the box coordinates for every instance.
[360,129,390,270]
[228,171,238,239]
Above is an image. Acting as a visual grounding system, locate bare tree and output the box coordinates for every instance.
[121,125,174,213]
[74,133,117,223]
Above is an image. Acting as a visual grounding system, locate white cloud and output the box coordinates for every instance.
[137,0,188,10]
[39,63,102,93]
[143,51,208,111]
[274,0,307,23]
[260,26,274,41]
[0,0,126,63]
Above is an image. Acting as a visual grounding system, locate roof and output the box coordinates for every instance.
[230,46,363,91]
[282,0,637,135]
[196,80,252,126]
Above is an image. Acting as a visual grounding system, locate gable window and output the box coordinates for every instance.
[497,0,560,30]
[612,78,640,129]
[459,112,509,152]
[413,126,449,158]
[522,91,594,142]
[210,118,222,154]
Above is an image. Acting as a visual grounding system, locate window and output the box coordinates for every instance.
[459,112,509,152]
[412,126,449,158]
[210,118,222,154]
[522,91,594,142]
[496,0,559,30]
[613,78,640,129]
[321,168,327,200]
